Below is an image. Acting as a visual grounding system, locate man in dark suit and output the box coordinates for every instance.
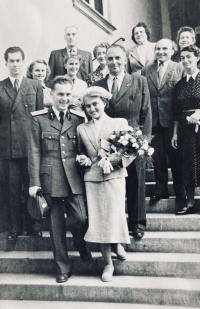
[48,26,93,82]
[28,76,91,283]
[0,46,44,240]
[93,44,152,238]
[142,39,184,200]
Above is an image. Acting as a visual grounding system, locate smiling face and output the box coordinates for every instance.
[51,83,72,112]
[84,96,106,120]
[6,51,24,78]
[106,47,127,76]
[96,47,107,66]
[179,31,194,50]
[64,58,80,77]
[64,27,79,49]
[134,26,148,45]
[180,50,198,71]
[31,63,47,82]
[155,39,174,62]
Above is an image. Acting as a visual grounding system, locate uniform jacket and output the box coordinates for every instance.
[141,60,184,128]
[126,42,156,75]
[48,48,93,82]
[28,108,85,197]
[0,77,43,159]
[77,115,129,182]
[93,73,152,137]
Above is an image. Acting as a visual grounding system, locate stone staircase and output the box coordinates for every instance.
[0,169,200,308]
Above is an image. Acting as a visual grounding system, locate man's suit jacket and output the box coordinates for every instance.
[0,77,43,159]
[126,42,156,75]
[77,115,128,182]
[93,73,152,137]
[48,48,93,82]
[141,60,184,128]
[28,108,85,197]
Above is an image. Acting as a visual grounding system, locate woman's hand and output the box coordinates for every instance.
[76,155,92,166]
[171,134,178,149]
[186,113,200,125]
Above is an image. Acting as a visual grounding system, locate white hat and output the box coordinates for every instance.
[82,86,112,103]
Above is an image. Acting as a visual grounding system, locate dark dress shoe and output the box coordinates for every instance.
[150,193,169,201]
[8,230,23,240]
[176,206,195,215]
[27,231,42,237]
[132,228,144,239]
[56,273,71,283]
[79,249,92,261]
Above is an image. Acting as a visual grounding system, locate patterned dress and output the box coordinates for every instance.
[86,66,108,86]
[174,72,200,187]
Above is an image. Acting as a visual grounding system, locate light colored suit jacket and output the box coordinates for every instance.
[77,115,128,182]
[127,42,156,75]
[48,48,93,82]
[0,77,43,159]
[141,60,184,128]
[29,107,85,197]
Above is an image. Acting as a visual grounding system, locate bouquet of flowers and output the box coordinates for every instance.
[109,126,154,163]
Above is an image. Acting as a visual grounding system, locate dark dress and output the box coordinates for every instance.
[174,72,200,187]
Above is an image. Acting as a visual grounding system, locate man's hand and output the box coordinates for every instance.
[76,155,92,166]
[171,134,178,149]
[29,186,41,198]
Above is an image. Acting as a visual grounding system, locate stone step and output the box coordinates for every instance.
[1,251,200,278]
[0,302,196,309]
[146,198,200,213]
[2,231,200,253]
[0,274,199,307]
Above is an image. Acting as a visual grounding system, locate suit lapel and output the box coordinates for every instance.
[12,77,29,111]
[98,115,112,141]
[4,78,16,102]
[159,60,174,90]
[50,116,62,132]
[149,63,159,91]
[61,117,72,134]
[130,47,143,66]
[84,121,98,151]
[145,43,155,66]
[115,73,132,103]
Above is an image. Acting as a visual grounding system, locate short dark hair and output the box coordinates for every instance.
[51,76,73,90]
[4,47,25,61]
[26,59,51,82]
[63,54,82,65]
[93,42,110,58]
[176,26,196,45]
[131,22,151,44]
[180,44,200,58]
[107,44,127,56]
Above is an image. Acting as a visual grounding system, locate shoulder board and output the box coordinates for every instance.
[31,109,48,117]
[70,109,85,118]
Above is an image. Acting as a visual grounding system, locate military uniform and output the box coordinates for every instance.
[28,107,88,275]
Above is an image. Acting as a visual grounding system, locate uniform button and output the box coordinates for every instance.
[49,136,52,139]
[73,141,76,144]
[61,136,64,139]
[25,104,28,107]
[62,143,65,146]
[63,159,65,162]
[62,151,65,153]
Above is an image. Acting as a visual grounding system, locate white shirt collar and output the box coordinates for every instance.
[52,106,68,121]
[9,75,23,88]
[186,69,199,82]
[108,71,125,83]
[66,47,78,54]
[157,59,170,69]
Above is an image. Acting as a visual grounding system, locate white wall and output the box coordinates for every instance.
[0,0,163,79]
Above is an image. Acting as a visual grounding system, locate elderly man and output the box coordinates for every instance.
[93,44,152,239]
[142,39,184,201]
[0,46,43,240]
[28,76,91,283]
[48,26,93,82]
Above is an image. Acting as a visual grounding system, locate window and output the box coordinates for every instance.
[73,0,116,34]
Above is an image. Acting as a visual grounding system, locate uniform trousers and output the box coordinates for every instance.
[151,123,182,197]
[126,159,146,231]
[2,158,40,233]
[47,190,88,275]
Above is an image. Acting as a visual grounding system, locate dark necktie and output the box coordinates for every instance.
[111,77,118,103]
[188,76,194,86]
[14,79,20,92]
[157,62,165,86]
[59,111,64,125]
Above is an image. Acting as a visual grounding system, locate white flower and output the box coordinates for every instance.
[127,126,133,132]
[124,133,131,141]
[121,139,129,146]
[118,137,125,143]
[141,144,149,151]
[110,134,116,140]
[136,130,142,136]
[148,147,154,156]
[132,143,139,149]
[138,149,145,156]
[130,137,136,143]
